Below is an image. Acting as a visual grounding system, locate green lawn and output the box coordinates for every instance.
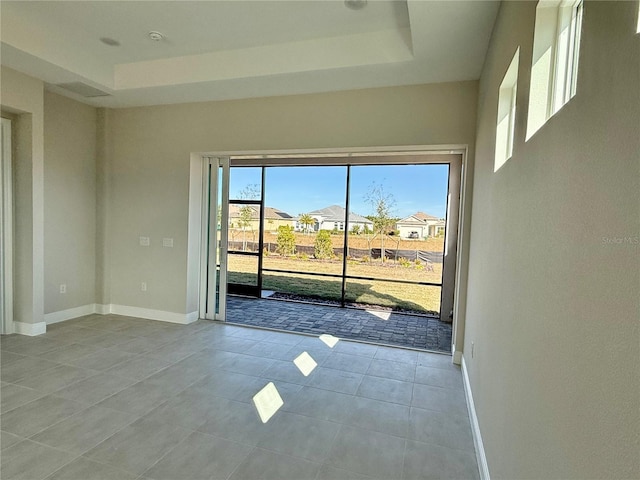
[227,255,441,315]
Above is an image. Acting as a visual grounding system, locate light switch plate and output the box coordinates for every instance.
[162,238,174,248]
[139,236,150,246]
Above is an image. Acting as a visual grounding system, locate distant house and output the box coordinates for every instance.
[228,205,295,232]
[396,212,445,239]
[300,205,373,233]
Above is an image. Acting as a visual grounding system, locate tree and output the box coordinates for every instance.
[237,184,260,251]
[276,225,296,256]
[298,213,314,235]
[350,224,361,235]
[364,182,396,263]
[314,230,333,259]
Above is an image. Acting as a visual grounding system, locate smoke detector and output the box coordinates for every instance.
[148,31,165,41]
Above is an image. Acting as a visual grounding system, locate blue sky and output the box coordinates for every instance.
[229,164,449,219]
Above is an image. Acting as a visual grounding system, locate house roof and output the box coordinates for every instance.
[264,207,294,220]
[397,212,441,226]
[229,205,293,220]
[307,205,373,225]
[414,211,439,221]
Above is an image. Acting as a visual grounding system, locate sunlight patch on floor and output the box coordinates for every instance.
[253,382,283,423]
[293,351,317,376]
[366,309,391,321]
[319,334,340,348]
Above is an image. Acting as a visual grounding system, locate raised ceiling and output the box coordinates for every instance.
[0,1,499,108]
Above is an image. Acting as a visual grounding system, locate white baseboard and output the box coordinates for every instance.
[40,303,199,328]
[45,304,97,325]
[14,321,47,336]
[95,303,111,315]
[462,356,490,480]
[452,350,463,365]
[104,304,199,325]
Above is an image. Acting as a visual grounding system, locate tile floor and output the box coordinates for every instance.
[226,296,453,352]
[0,314,478,480]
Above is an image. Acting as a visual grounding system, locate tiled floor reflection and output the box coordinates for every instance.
[0,315,477,480]
[226,296,453,352]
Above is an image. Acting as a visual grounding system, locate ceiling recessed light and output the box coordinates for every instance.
[344,0,367,10]
[147,31,165,42]
[99,37,120,47]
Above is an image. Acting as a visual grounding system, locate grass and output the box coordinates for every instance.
[228,254,442,315]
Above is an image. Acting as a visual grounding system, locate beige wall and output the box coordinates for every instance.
[0,66,45,326]
[95,108,114,307]
[43,92,97,313]
[108,81,478,315]
[464,2,639,478]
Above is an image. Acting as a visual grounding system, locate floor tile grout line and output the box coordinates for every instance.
[21,431,133,470]
[10,365,105,395]
[252,414,342,466]
[278,395,413,442]
[17,397,125,449]
[400,437,408,480]
[224,445,259,480]
[73,406,191,476]
[44,453,140,480]
[0,386,49,416]
[137,424,201,479]
[404,435,479,455]
[1,393,92,438]
[409,403,473,421]
[16,440,85,480]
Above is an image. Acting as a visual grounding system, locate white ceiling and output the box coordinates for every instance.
[0,1,500,108]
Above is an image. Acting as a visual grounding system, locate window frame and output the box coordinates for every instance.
[550,0,583,115]
[526,0,584,140]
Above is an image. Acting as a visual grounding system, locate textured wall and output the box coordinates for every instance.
[43,92,97,313]
[464,2,640,478]
[107,81,478,315]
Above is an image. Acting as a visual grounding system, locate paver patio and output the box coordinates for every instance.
[225,296,452,352]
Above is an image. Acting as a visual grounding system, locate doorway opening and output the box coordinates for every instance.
[200,150,462,352]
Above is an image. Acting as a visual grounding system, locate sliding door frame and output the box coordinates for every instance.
[199,156,230,321]
[197,145,470,360]
[1,118,13,335]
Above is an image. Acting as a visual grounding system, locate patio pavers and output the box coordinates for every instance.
[225,296,452,352]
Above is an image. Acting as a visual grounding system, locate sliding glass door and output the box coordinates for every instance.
[202,157,229,321]
[202,152,461,326]
[227,167,264,297]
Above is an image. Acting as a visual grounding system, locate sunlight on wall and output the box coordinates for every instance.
[495,48,519,171]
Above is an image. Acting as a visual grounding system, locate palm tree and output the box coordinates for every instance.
[299,213,314,235]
